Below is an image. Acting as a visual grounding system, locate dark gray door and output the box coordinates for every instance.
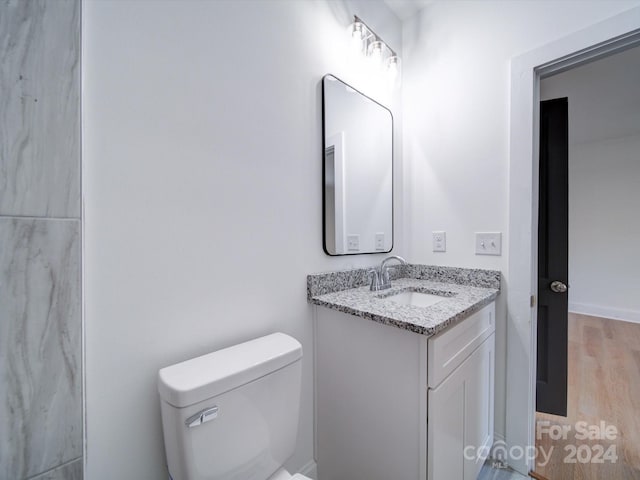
[536,98,569,416]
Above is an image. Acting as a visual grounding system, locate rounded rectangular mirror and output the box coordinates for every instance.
[322,74,393,255]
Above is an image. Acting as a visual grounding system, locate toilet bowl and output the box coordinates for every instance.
[158,332,311,480]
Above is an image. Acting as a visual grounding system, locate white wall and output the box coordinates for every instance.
[541,46,640,323]
[402,0,640,442]
[82,1,402,478]
[567,135,640,321]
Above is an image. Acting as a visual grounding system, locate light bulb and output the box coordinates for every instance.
[387,55,401,79]
[349,21,365,53]
[368,40,384,64]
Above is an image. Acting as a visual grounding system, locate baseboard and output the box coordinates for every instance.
[299,459,318,479]
[569,302,640,324]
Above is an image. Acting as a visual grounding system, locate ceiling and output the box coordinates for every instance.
[383,0,433,21]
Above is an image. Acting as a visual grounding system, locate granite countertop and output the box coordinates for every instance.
[307,265,500,336]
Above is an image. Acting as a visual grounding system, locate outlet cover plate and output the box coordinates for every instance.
[347,234,360,252]
[432,231,446,252]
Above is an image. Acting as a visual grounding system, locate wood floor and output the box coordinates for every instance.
[534,313,640,480]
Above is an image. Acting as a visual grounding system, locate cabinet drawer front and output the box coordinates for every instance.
[428,302,495,388]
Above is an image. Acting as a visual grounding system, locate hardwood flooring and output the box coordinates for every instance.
[533,313,640,479]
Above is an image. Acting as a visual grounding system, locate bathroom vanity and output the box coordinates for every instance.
[307,265,500,480]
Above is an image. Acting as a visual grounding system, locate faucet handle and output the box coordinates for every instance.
[368,269,381,291]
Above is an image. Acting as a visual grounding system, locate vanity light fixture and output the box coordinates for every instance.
[348,15,401,82]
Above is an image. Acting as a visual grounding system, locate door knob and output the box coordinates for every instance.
[550,281,568,293]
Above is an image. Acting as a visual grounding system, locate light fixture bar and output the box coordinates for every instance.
[353,15,397,57]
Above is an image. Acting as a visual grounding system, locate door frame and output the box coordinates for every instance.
[506,7,640,475]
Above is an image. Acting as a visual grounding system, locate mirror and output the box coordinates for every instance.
[322,74,393,255]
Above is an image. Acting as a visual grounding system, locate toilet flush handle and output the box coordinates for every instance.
[185,406,219,428]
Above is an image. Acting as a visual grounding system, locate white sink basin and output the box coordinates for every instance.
[383,291,447,308]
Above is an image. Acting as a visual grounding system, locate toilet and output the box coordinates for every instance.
[157,332,311,480]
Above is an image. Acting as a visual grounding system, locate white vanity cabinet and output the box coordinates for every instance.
[427,306,495,480]
[314,302,495,480]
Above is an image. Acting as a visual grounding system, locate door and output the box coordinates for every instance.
[536,98,569,416]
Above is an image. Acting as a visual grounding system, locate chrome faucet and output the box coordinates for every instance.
[368,255,407,291]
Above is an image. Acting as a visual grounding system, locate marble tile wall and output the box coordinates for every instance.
[0,1,82,479]
[0,220,82,478]
[30,459,82,480]
[0,0,80,218]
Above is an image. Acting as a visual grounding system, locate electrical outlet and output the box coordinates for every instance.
[432,231,446,252]
[375,232,385,250]
[347,234,360,252]
[475,232,502,256]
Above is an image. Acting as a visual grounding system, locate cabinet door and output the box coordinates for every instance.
[428,334,495,480]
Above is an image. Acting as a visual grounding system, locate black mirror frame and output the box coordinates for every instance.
[321,73,394,256]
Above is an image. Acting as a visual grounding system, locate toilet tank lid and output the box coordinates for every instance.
[157,332,302,408]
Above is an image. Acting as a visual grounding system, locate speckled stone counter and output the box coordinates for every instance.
[307,265,500,336]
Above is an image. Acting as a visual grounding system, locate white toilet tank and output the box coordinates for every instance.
[158,333,303,480]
